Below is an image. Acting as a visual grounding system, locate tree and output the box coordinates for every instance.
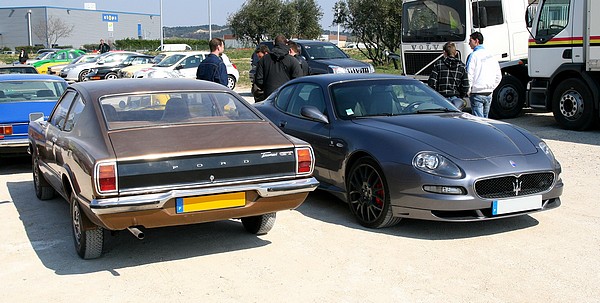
[334,0,403,67]
[32,16,75,47]
[228,0,323,45]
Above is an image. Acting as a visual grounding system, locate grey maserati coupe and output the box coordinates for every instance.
[254,73,563,228]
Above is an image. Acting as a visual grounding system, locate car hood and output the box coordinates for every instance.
[107,121,295,159]
[353,113,538,160]
[312,58,370,67]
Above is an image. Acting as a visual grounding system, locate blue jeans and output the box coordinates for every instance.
[446,96,466,111]
[470,94,492,118]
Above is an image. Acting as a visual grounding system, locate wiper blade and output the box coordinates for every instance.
[415,108,459,114]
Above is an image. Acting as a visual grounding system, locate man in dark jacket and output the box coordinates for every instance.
[255,35,302,98]
[428,42,469,110]
[288,41,309,76]
[196,37,228,87]
[98,39,110,54]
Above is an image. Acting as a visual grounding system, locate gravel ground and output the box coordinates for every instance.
[1,103,598,303]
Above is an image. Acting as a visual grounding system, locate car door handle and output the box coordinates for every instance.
[279,120,287,128]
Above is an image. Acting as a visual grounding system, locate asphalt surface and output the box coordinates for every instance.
[1,94,599,302]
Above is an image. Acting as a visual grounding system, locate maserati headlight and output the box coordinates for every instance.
[368,63,375,73]
[62,66,72,73]
[539,141,554,160]
[413,152,463,178]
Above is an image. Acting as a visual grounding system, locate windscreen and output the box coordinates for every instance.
[100,91,261,130]
[303,44,348,60]
[331,79,457,119]
[402,0,466,42]
[0,80,67,102]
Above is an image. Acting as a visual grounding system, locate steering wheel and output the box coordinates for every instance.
[403,101,427,112]
[548,24,565,30]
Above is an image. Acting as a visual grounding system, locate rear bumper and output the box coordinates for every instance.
[0,138,28,148]
[85,177,319,230]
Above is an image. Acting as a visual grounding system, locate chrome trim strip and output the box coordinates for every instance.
[90,177,319,215]
[0,138,28,147]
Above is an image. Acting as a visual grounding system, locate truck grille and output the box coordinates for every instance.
[474,172,555,199]
[346,67,371,73]
[403,52,441,76]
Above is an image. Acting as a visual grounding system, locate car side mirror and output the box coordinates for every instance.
[29,112,45,122]
[301,106,329,124]
[175,64,184,70]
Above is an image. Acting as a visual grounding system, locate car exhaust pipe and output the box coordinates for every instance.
[127,227,145,240]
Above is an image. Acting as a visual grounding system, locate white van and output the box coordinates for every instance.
[155,44,192,51]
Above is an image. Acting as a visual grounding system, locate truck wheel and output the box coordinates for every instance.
[71,195,104,259]
[241,213,276,235]
[552,78,596,130]
[490,75,525,119]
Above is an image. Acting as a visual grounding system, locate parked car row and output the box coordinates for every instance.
[1,49,563,260]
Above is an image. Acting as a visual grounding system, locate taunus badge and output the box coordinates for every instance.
[209,175,215,183]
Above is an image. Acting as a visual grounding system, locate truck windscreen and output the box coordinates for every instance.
[402,0,466,43]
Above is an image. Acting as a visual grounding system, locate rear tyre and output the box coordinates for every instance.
[347,158,401,228]
[105,72,118,80]
[490,75,525,119]
[71,195,104,259]
[241,213,276,235]
[78,69,90,82]
[227,75,237,90]
[552,78,596,130]
[32,155,55,200]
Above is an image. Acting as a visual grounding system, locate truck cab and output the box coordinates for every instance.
[400,0,530,119]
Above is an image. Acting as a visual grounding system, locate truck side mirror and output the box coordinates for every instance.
[525,10,533,28]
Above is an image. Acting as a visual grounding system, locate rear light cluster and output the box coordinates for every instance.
[94,161,118,194]
[295,147,315,175]
[0,125,13,139]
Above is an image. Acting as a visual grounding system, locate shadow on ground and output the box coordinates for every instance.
[296,190,540,240]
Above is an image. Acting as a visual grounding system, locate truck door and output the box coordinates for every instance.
[529,0,573,78]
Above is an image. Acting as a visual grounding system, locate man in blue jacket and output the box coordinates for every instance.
[197,38,228,87]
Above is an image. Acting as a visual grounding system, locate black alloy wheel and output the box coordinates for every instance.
[347,158,401,228]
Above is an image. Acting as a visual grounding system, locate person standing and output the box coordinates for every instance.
[466,31,502,118]
[18,48,29,64]
[288,41,309,76]
[252,44,270,101]
[255,35,302,98]
[196,37,228,87]
[428,42,469,110]
[98,39,111,54]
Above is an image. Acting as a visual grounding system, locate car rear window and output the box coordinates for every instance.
[0,67,38,74]
[0,80,67,102]
[100,91,261,130]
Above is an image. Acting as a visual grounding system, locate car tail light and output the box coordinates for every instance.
[95,161,118,194]
[295,147,314,175]
[0,125,13,136]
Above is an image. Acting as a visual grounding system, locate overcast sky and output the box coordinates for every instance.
[0,0,340,29]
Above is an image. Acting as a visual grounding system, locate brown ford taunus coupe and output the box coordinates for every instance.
[28,78,318,259]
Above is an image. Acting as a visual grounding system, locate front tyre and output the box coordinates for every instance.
[552,78,596,130]
[347,158,400,228]
[32,155,55,200]
[71,195,104,259]
[241,213,276,235]
[490,75,525,119]
[78,69,90,82]
[227,75,237,90]
[105,72,118,80]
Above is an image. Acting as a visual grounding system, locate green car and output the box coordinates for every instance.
[32,49,86,74]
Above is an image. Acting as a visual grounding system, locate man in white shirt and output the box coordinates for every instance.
[466,31,502,118]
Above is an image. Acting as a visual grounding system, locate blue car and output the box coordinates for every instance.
[0,74,67,156]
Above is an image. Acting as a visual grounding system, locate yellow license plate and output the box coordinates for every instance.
[176,192,246,213]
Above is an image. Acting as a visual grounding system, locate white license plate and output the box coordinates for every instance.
[492,195,542,215]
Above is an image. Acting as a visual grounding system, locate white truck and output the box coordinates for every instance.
[527,0,600,130]
[400,0,531,119]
